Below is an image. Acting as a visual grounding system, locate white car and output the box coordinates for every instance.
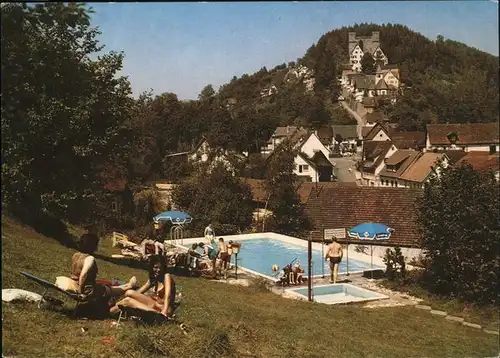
[338,96,345,101]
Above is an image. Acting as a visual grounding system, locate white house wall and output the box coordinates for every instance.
[383,71,399,88]
[300,133,331,159]
[294,155,318,182]
[371,129,391,141]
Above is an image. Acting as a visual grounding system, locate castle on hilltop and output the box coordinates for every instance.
[348,31,388,72]
[339,31,402,121]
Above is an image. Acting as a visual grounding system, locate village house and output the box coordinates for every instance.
[260,126,307,154]
[263,130,334,182]
[304,186,423,262]
[292,132,333,182]
[425,122,500,153]
[360,141,398,186]
[331,125,359,152]
[361,122,426,151]
[165,137,246,175]
[383,152,450,189]
[455,151,500,181]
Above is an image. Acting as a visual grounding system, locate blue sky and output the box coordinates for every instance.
[90,1,499,100]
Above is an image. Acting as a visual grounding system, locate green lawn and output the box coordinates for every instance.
[2,216,498,357]
[381,279,499,331]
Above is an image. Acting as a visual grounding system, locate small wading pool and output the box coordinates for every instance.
[288,284,388,305]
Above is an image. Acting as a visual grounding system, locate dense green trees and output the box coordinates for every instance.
[264,143,311,236]
[1,3,134,225]
[2,4,498,239]
[360,52,376,74]
[171,162,254,235]
[417,163,500,304]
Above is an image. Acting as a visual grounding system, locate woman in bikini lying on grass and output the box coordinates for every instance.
[110,255,176,318]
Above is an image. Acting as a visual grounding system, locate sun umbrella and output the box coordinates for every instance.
[347,222,394,278]
[153,211,193,225]
[347,223,394,240]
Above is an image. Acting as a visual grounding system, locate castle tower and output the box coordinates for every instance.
[371,31,380,53]
[348,32,358,54]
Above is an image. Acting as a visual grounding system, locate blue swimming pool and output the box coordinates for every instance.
[232,238,381,279]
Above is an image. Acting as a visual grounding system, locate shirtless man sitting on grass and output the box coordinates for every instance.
[325,237,343,284]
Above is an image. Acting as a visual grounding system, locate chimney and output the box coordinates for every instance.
[286,126,290,134]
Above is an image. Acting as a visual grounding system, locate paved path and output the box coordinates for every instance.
[341,100,365,139]
[331,156,357,183]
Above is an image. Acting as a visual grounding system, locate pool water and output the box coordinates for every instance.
[290,284,388,305]
[232,238,381,279]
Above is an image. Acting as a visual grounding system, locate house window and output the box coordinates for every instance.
[391,180,395,187]
[489,145,497,154]
[381,179,385,186]
[299,165,309,173]
[111,200,119,212]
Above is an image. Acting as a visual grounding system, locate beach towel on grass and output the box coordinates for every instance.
[2,289,43,303]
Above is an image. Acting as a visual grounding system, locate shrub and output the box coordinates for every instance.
[417,163,500,304]
[383,246,406,281]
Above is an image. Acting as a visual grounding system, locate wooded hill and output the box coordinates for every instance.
[2,3,498,234]
[220,23,499,131]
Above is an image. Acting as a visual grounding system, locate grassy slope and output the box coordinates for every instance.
[2,216,498,358]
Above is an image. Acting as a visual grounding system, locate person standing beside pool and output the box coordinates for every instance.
[204,224,215,244]
[325,237,343,284]
[198,242,218,278]
[217,238,230,279]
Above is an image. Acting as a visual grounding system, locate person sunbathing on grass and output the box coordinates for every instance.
[70,232,139,306]
[110,255,177,318]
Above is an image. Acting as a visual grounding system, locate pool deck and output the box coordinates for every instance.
[210,267,422,308]
[177,232,422,307]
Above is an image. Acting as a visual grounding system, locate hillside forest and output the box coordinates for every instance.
[2,3,499,237]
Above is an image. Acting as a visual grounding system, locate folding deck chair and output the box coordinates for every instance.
[116,303,191,335]
[20,271,88,313]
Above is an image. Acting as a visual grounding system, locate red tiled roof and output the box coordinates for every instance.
[431,150,467,164]
[364,111,388,126]
[362,126,373,138]
[400,153,447,183]
[455,152,500,174]
[379,150,421,179]
[427,123,500,145]
[297,182,357,204]
[240,178,356,205]
[389,130,426,148]
[304,186,423,247]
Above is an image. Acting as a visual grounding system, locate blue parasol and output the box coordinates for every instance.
[347,222,394,277]
[153,211,193,225]
[347,222,394,240]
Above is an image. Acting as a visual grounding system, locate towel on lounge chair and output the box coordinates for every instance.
[21,272,86,302]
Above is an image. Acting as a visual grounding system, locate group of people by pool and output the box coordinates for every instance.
[186,237,235,279]
[275,236,344,285]
[276,263,305,286]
